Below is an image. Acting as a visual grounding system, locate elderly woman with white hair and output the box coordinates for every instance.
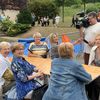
[28,32,49,85]
[28,32,49,58]
[86,34,100,100]
[0,41,14,98]
[43,42,92,100]
[10,42,43,100]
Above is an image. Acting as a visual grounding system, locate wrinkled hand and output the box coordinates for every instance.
[73,38,83,45]
[35,72,44,78]
[77,38,83,42]
[37,71,44,80]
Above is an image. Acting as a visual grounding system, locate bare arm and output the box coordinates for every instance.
[73,37,83,45]
[73,27,84,45]
[27,72,43,80]
[28,50,41,57]
[79,27,84,38]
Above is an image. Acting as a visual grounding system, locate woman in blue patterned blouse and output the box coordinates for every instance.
[11,42,43,100]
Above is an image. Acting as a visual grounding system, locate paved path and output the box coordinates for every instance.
[0,26,79,42]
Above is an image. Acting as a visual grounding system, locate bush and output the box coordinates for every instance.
[0,18,31,36]
[86,7,98,13]
[17,8,33,24]
[7,24,21,36]
[65,0,82,6]
[0,19,13,32]
[7,23,31,36]
[14,23,31,33]
[86,3,99,14]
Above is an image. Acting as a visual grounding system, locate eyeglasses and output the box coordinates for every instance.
[2,48,10,50]
[16,48,24,51]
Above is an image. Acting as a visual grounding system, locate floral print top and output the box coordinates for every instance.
[11,56,38,100]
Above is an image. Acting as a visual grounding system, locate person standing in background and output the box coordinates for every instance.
[79,11,100,64]
[31,13,36,26]
[52,16,56,26]
[55,15,60,27]
[70,15,76,27]
[86,34,100,100]
[46,16,49,26]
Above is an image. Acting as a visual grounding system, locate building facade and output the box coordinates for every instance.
[0,0,27,10]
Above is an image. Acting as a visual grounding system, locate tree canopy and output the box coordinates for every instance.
[54,0,100,6]
[28,0,59,18]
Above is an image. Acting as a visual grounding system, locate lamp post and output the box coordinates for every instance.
[62,0,64,22]
[83,0,86,14]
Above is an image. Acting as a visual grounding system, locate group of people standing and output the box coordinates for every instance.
[37,15,61,27]
[37,16,50,27]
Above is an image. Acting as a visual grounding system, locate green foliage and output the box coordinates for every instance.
[86,7,98,13]
[0,19,31,36]
[86,3,100,13]
[7,23,31,36]
[0,19,13,32]
[17,8,33,24]
[53,0,63,7]
[65,0,82,6]
[28,0,59,18]
[54,0,82,7]
[95,3,100,10]
[7,24,21,36]
[61,3,100,17]
[63,6,83,17]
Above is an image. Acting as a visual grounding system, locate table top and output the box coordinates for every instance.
[9,56,100,80]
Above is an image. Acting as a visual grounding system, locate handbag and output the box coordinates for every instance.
[31,84,48,100]
[2,68,14,81]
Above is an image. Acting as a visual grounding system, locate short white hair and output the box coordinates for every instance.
[33,32,42,38]
[0,41,11,50]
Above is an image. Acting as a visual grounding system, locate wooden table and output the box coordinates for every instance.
[9,57,100,80]
[83,64,100,80]
[25,56,51,75]
[9,57,51,75]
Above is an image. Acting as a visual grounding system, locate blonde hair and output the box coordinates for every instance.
[58,42,74,58]
[11,42,24,53]
[0,41,11,50]
[49,33,58,43]
[33,32,42,38]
